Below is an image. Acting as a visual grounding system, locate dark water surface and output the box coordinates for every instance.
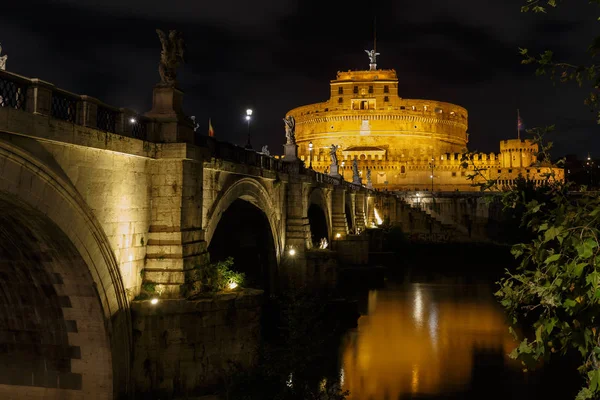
[336,245,582,400]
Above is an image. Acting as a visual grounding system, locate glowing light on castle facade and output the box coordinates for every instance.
[286,55,563,191]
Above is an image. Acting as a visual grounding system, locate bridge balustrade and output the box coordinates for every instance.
[51,89,78,123]
[343,181,363,191]
[0,70,149,141]
[96,105,118,133]
[315,171,342,185]
[0,72,27,110]
[197,134,290,174]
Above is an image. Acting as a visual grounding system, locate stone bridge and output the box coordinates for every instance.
[0,70,399,398]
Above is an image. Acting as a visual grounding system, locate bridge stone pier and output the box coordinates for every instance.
[0,70,396,398]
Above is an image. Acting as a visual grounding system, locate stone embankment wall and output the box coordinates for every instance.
[131,289,263,397]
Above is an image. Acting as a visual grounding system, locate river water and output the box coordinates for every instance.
[337,278,581,400]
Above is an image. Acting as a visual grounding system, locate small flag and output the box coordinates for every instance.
[208,118,214,137]
[517,109,524,140]
[517,114,524,131]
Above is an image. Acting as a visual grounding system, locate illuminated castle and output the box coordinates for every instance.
[286,51,563,190]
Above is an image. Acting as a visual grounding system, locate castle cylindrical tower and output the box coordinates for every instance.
[286,69,469,190]
[499,139,538,168]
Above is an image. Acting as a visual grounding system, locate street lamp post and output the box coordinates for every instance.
[429,157,436,192]
[245,109,253,149]
[587,154,595,188]
[309,141,313,169]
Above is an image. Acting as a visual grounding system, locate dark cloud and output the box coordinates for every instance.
[1,0,598,157]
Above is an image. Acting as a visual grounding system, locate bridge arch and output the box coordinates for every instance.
[0,139,130,398]
[205,177,282,289]
[308,187,331,247]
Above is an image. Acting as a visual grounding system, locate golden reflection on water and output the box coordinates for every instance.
[341,283,519,399]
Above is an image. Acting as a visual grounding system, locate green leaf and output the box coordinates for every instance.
[589,369,600,392]
[586,271,600,288]
[518,339,533,354]
[546,317,557,334]
[574,263,587,277]
[564,298,577,308]
[545,253,561,264]
[576,239,598,259]
[544,226,559,241]
[535,325,543,343]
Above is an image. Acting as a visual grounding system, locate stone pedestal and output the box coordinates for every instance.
[145,85,194,143]
[355,192,367,231]
[353,176,362,185]
[329,164,341,178]
[283,143,298,161]
[331,187,348,240]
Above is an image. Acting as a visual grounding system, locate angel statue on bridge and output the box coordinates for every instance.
[156,29,185,87]
[352,158,359,180]
[0,43,7,71]
[283,115,295,144]
[329,144,339,165]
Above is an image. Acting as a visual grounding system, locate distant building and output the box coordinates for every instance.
[285,58,563,191]
[564,153,599,189]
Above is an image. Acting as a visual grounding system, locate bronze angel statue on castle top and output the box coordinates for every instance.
[156,29,185,87]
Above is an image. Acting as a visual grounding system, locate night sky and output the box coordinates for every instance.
[1,0,598,157]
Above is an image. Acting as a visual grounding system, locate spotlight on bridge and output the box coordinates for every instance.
[150,298,159,305]
[228,281,238,290]
[288,247,296,256]
[129,118,137,124]
[336,233,341,239]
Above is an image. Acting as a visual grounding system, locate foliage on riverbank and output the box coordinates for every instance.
[181,257,245,298]
[486,2,600,398]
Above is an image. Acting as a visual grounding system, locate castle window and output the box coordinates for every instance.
[384,96,389,102]
[338,97,343,104]
[450,111,456,116]
[411,106,416,111]
[452,172,457,177]
[338,87,343,95]
[384,85,389,93]
[401,166,406,174]
[435,107,443,113]
[537,169,541,173]
[400,106,405,110]
[526,169,530,173]
[424,105,429,111]
[353,86,358,94]
[368,85,373,94]
[497,169,501,173]
[509,169,513,173]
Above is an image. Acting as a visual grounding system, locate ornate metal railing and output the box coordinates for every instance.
[96,105,117,133]
[0,74,27,110]
[51,90,77,123]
